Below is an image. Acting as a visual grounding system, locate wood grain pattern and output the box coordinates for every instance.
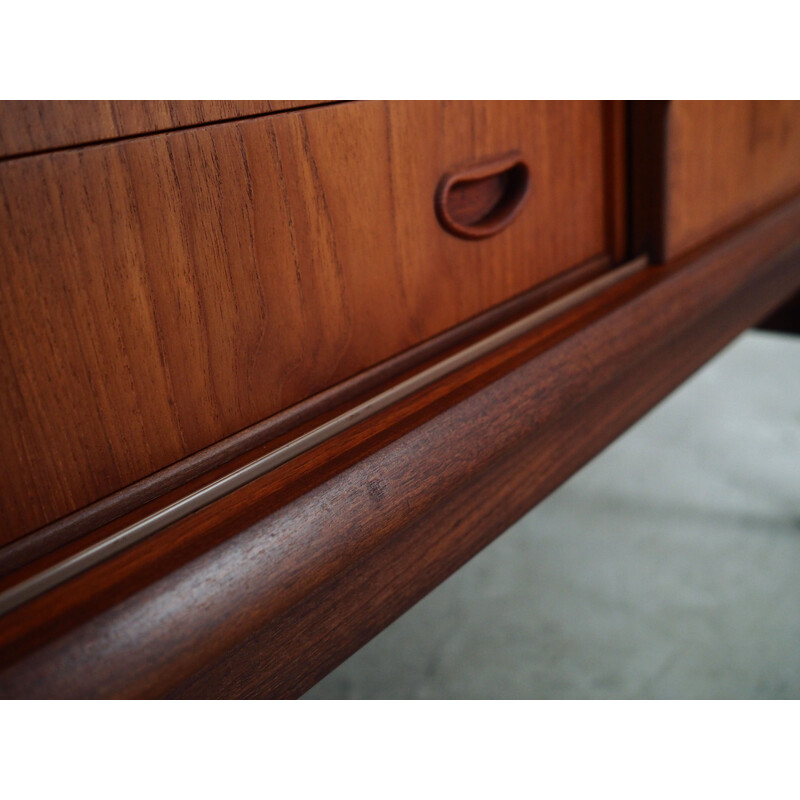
[0,254,612,576]
[1,193,799,699]
[0,101,330,159]
[0,100,618,545]
[434,153,530,239]
[633,101,800,261]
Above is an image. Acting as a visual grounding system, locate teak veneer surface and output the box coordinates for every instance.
[634,100,800,261]
[0,254,613,576]
[2,100,800,699]
[1,193,799,698]
[0,101,329,159]
[0,100,618,545]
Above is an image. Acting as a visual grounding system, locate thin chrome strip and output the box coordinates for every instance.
[0,256,648,616]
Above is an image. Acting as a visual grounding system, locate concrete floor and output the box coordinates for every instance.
[304,330,800,699]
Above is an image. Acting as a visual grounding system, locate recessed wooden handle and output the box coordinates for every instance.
[435,153,530,240]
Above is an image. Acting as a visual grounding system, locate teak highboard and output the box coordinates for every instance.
[0,100,798,698]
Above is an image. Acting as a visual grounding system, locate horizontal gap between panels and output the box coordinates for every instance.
[0,101,352,163]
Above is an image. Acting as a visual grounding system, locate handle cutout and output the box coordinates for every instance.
[435,153,530,240]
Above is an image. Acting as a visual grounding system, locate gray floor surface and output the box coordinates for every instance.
[304,330,800,699]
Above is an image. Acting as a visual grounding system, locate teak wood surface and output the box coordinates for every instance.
[0,100,621,545]
[631,100,800,261]
[0,254,613,576]
[0,101,330,159]
[2,100,800,699]
[1,192,799,698]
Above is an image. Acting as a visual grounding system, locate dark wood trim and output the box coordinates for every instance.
[757,289,800,335]
[605,100,629,263]
[2,196,800,698]
[175,291,782,699]
[0,253,613,578]
[629,100,671,263]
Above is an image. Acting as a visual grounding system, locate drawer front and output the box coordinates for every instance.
[0,100,328,159]
[0,100,619,543]
[640,101,800,260]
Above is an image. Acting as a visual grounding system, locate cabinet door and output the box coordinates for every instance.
[0,100,624,544]
[632,100,800,261]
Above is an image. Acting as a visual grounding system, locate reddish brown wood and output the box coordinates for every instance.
[1,194,799,699]
[434,153,530,238]
[173,295,778,699]
[0,253,612,577]
[0,100,618,545]
[632,100,800,261]
[0,101,331,159]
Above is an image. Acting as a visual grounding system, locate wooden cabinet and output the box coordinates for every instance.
[1,100,799,699]
[0,100,624,545]
[632,100,800,261]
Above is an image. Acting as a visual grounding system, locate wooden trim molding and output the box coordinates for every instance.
[0,257,646,616]
[1,196,800,697]
[0,253,613,578]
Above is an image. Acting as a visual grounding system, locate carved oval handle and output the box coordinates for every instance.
[435,153,530,240]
